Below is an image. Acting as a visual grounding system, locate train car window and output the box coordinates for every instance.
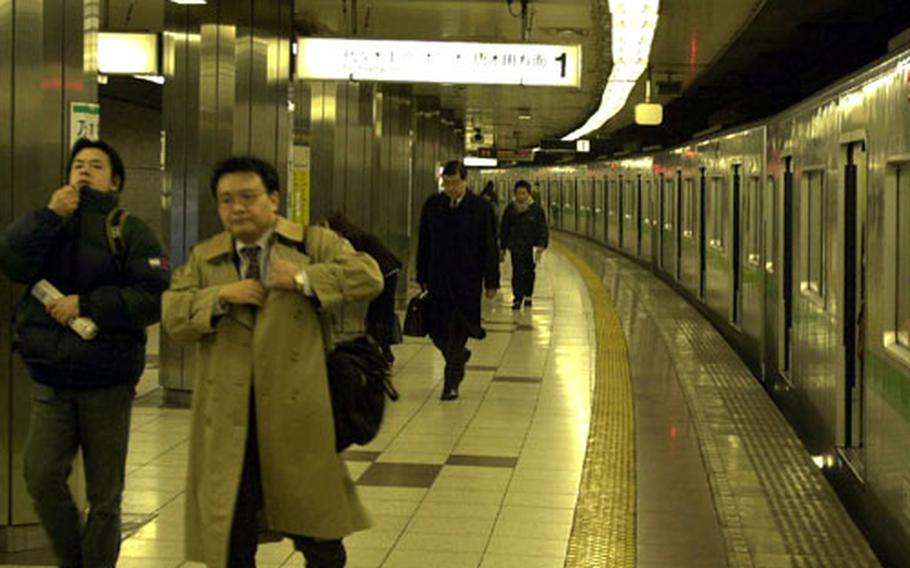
[897,165,910,347]
[665,177,676,228]
[607,179,619,217]
[624,180,634,219]
[751,177,761,256]
[803,170,826,297]
[683,177,696,235]
[709,177,726,249]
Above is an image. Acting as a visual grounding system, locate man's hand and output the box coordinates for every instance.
[484,288,498,299]
[47,295,79,326]
[218,280,267,307]
[48,185,80,218]
[267,256,300,291]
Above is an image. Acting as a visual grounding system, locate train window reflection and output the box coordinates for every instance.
[683,177,696,236]
[750,177,762,258]
[709,177,726,249]
[897,165,910,347]
[803,170,826,298]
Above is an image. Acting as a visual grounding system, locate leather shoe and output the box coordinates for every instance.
[440,387,459,401]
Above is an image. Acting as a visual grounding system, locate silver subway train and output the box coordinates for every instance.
[480,47,910,563]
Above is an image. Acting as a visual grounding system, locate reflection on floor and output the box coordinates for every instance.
[1,251,594,568]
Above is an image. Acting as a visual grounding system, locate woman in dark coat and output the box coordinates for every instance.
[325,212,403,366]
[500,179,548,310]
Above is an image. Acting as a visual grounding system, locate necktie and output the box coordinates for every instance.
[241,245,262,281]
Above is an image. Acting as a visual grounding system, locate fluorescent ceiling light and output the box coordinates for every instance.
[297,38,581,87]
[464,156,498,167]
[563,0,659,140]
[170,0,207,4]
[518,113,532,120]
[98,32,159,75]
[134,75,165,85]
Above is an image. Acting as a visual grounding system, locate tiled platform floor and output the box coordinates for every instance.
[0,238,880,568]
[1,250,595,568]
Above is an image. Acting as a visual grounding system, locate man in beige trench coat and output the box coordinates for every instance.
[162,157,382,568]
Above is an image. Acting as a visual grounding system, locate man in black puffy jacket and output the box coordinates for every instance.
[500,179,548,310]
[0,138,170,568]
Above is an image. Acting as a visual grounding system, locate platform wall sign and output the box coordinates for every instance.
[70,102,100,148]
[297,38,581,88]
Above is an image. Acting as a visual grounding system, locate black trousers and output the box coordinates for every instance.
[509,246,536,301]
[366,271,400,360]
[228,395,346,568]
[430,312,471,390]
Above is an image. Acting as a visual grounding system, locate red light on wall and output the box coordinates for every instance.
[653,164,663,174]
[40,78,84,92]
[684,146,696,158]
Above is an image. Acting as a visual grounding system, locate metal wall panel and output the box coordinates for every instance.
[0,0,12,528]
[0,0,97,529]
[160,0,292,392]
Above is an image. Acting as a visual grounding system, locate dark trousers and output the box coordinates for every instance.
[366,271,400,362]
[509,247,536,301]
[24,381,134,568]
[430,313,471,390]
[228,396,346,568]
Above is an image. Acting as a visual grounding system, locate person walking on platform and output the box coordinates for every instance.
[325,210,403,367]
[500,179,548,310]
[0,138,171,568]
[162,157,382,568]
[417,160,500,401]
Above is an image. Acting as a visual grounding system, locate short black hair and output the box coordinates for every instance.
[514,179,531,192]
[210,156,280,197]
[442,160,467,180]
[68,138,126,191]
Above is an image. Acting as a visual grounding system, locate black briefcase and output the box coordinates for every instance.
[402,291,429,337]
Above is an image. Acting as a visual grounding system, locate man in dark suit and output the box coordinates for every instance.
[417,160,500,401]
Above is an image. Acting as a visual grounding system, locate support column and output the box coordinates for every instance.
[0,0,98,550]
[159,0,292,397]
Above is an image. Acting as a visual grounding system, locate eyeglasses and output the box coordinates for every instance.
[217,191,266,208]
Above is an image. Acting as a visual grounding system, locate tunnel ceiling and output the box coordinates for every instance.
[101,1,910,162]
[294,0,763,154]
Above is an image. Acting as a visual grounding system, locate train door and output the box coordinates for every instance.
[641,176,652,261]
[594,178,606,243]
[842,140,868,470]
[781,158,794,377]
[676,171,683,280]
[699,168,707,299]
[550,178,562,230]
[659,174,666,269]
[636,175,644,256]
[563,179,576,233]
[608,178,620,246]
[732,165,743,324]
[579,178,591,238]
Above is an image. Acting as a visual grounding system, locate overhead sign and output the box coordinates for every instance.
[498,148,535,162]
[576,139,591,153]
[98,32,159,75]
[297,38,581,87]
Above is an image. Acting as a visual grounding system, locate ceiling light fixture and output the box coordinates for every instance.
[562,0,659,141]
[170,0,207,5]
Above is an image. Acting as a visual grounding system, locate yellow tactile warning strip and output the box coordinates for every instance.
[555,242,637,568]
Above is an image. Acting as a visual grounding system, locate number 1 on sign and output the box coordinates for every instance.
[556,53,567,78]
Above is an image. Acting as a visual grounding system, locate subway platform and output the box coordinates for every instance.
[0,234,880,568]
